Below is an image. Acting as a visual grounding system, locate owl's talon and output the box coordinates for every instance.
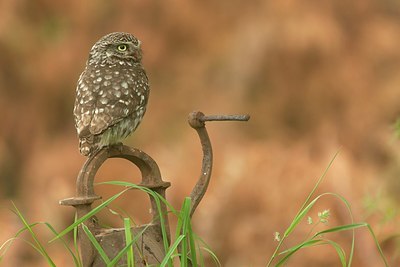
[109,143,124,154]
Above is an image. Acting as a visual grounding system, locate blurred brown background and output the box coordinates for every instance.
[1,0,400,266]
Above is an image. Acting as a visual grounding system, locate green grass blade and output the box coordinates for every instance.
[12,202,56,267]
[284,195,322,237]
[108,223,152,266]
[73,213,83,267]
[324,240,347,267]
[81,224,110,265]
[197,241,204,267]
[187,215,198,266]
[276,239,323,266]
[0,237,17,260]
[267,151,340,267]
[283,151,340,238]
[278,239,321,255]
[123,218,134,266]
[1,237,47,261]
[99,181,172,266]
[277,239,346,267]
[200,246,221,267]
[313,223,388,267]
[0,221,43,256]
[299,191,356,266]
[282,192,355,266]
[9,221,41,237]
[297,150,340,216]
[178,197,198,266]
[312,223,367,237]
[173,197,186,243]
[323,192,355,266]
[108,239,136,267]
[193,234,221,267]
[159,235,185,267]
[180,198,192,267]
[364,224,389,267]
[280,196,388,267]
[0,217,81,267]
[43,221,81,267]
[51,188,130,242]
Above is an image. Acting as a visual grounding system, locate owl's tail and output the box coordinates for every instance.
[79,136,99,157]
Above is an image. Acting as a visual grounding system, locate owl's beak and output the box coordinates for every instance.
[132,50,142,61]
[130,41,142,61]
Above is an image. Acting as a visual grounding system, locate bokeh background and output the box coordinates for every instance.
[1,0,400,266]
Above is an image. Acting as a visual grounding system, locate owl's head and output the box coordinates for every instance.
[88,32,143,66]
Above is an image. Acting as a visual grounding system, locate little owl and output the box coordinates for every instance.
[73,32,149,156]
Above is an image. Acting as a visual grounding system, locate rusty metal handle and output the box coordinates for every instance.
[60,146,170,207]
[60,146,171,267]
[187,111,250,217]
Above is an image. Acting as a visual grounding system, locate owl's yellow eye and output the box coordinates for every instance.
[117,44,127,51]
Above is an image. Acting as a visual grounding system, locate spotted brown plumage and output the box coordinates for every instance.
[73,32,149,156]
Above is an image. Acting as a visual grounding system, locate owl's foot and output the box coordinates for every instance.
[88,146,105,158]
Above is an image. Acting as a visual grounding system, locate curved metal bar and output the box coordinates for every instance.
[60,145,171,267]
[61,145,170,206]
[187,111,250,217]
[199,114,250,122]
[76,145,169,198]
[188,111,213,217]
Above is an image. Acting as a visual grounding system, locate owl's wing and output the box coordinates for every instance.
[89,97,134,135]
[90,69,148,135]
[74,71,97,139]
[74,67,149,137]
